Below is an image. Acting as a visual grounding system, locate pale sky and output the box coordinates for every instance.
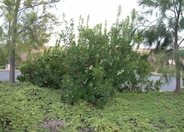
[57,0,139,25]
[48,0,140,46]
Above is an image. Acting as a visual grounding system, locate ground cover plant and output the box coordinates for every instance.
[0,82,184,132]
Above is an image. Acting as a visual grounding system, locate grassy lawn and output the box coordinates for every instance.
[0,64,21,70]
[0,82,184,131]
[0,65,4,69]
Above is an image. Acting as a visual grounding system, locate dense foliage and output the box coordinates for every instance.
[18,10,159,107]
[17,46,66,89]
[59,17,152,106]
[0,82,184,131]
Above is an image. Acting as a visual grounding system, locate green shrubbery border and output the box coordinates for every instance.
[18,13,161,107]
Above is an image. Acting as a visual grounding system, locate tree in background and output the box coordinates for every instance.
[138,0,184,93]
[0,0,61,82]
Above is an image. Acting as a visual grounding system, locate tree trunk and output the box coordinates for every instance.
[9,0,20,83]
[175,73,180,93]
[175,58,181,93]
[9,49,15,83]
[174,16,180,92]
[174,50,181,93]
[174,0,182,93]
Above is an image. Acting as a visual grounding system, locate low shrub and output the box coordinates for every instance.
[17,46,66,89]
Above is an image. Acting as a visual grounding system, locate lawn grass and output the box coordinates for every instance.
[0,64,22,70]
[0,65,4,69]
[0,82,184,131]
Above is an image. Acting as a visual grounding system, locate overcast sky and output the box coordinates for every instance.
[57,0,139,25]
[48,0,140,46]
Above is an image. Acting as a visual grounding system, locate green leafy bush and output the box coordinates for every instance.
[59,43,114,107]
[17,46,66,89]
[59,13,153,107]
[18,10,160,107]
